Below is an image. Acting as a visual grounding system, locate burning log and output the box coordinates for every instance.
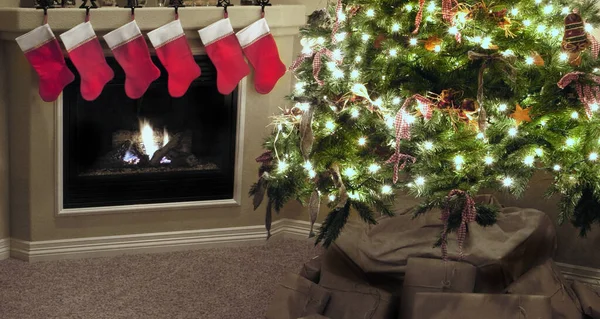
[149,133,183,166]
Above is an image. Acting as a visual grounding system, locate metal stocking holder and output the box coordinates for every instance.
[80,0,98,21]
[125,0,142,19]
[255,0,271,17]
[168,0,185,19]
[216,0,233,18]
[35,0,59,24]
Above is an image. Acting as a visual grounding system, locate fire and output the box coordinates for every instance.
[140,119,160,158]
[123,150,140,165]
[163,128,170,147]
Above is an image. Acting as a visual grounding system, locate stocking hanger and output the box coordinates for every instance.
[35,0,57,24]
[79,0,98,22]
[168,0,184,19]
[255,0,271,18]
[125,0,141,19]
[216,0,233,18]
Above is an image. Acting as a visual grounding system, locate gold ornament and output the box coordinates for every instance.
[510,104,532,125]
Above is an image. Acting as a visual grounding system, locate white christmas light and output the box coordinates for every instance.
[559,52,569,62]
[316,37,326,45]
[455,11,468,23]
[392,97,401,105]
[351,108,360,118]
[366,9,375,17]
[553,164,561,171]
[308,170,317,178]
[427,1,436,12]
[385,115,395,129]
[329,105,337,111]
[295,82,306,94]
[405,113,417,124]
[534,0,541,4]
[338,11,347,22]
[536,25,547,33]
[325,120,336,131]
[415,176,426,186]
[508,127,518,137]
[389,49,398,57]
[591,103,600,112]
[332,68,344,79]
[358,137,367,146]
[476,132,485,139]
[335,32,347,42]
[525,56,535,65]
[523,19,532,27]
[562,7,570,15]
[502,177,514,187]
[511,8,519,16]
[524,155,535,167]
[296,102,310,112]
[585,23,594,32]
[448,26,459,35]
[540,120,547,127]
[543,5,553,14]
[571,111,579,119]
[566,137,576,147]
[535,148,544,157]
[277,160,289,173]
[471,36,483,43]
[423,141,434,150]
[328,194,336,202]
[373,98,383,107]
[343,167,357,178]
[361,33,371,42]
[590,152,599,161]
[303,161,313,171]
[454,155,465,170]
[551,28,560,37]
[484,156,494,165]
[481,37,493,49]
[381,185,393,195]
[405,4,413,11]
[498,103,508,111]
[434,45,442,53]
[501,49,515,57]
[348,192,360,200]
[332,49,343,60]
[409,38,418,46]
[355,56,362,63]
[368,164,381,173]
[350,69,360,80]
[392,23,401,32]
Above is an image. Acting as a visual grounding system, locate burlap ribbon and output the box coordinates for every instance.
[558,71,600,118]
[413,0,460,42]
[289,47,342,86]
[441,190,476,261]
[588,34,600,59]
[386,94,432,183]
[331,0,343,44]
[467,51,516,131]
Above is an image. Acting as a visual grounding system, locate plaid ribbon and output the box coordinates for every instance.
[412,0,425,34]
[385,95,433,183]
[331,0,343,44]
[558,72,600,118]
[588,33,600,59]
[441,190,476,261]
[289,47,341,86]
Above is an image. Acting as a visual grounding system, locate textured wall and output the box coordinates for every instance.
[0,41,9,240]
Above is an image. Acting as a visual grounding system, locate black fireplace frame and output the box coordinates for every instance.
[61,56,238,209]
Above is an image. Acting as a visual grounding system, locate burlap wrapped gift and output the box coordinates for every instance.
[410,292,552,319]
[319,269,398,319]
[400,257,477,318]
[265,273,331,319]
[572,281,600,318]
[334,204,556,293]
[299,255,323,284]
[506,259,582,319]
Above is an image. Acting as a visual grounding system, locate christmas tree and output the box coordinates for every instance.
[251,0,600,247]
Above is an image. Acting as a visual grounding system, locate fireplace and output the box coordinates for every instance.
[61,55,238,209]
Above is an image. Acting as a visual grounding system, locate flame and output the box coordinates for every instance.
[140,119,160,158]
[123,150,140,164]
[163,128,170,147]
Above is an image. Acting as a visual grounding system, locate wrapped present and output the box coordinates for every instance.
[265,273,331,319]
[319,270,398,319]
[297,315,330,319]
[401,258,477,318]
[572,281,600,318]
[411,292,552,318]
[299,255,322,283]
[506,259,582,319]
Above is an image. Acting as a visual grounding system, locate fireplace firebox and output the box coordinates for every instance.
[62,56,238,209]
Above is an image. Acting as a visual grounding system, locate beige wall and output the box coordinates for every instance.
[0,42,9,240]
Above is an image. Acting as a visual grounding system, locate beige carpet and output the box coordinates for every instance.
[0,238,319,319]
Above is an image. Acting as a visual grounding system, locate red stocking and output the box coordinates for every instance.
[60,22,114,101]
[236,18,286,94]
[103,21,160,99]
[15,24,75,102]
[198,18,250,95]
[148,19,201,98]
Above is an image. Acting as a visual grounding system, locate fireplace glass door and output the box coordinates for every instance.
[62,56,237,209]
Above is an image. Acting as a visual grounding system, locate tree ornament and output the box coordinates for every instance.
[374,34,387,49]
[562,12,590,55]
[531,52,545,66]
[425,36,442,51]
[299,106,315,159]
[510,104,532,125]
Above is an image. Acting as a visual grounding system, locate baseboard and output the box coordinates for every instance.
[556,262,600,287]
[0,238,9,260]
[8,219,315,262]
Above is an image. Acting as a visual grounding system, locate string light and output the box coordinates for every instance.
[296,102,310,112]
[498,103,508,111]
[471,36,483,43]
[536,25,547,33]
[426,1,436,12]
[534,0,541,4]
[392,97,401,105]
[392,23,401,32]
[294,82,306,94]
[325,120,336,131]
[328,194,336,202]
[350,69,360,79]
[381,185,393,195]
[334,32,347,42]
[565,137,576,147]
[389,49,398,57]
[523,19,532,27]
[332,68,344,79]
[361,33,371,42]
[338,11,346,22]
[571,111,579,119]
[448,26,459,35]
[585,23,594,32]
[543,5,553,14]
[523,155,535,167]
[481,37,493,49]
[348,192,360,200]
[405,4,413,11]
[434,45,442,52]
[551,28,560,37]
[484,156,494,165]
[508,127,518,137]
[559,52,569,62]
[316,37,326,45]
[502,177,514,187]
[590,152,599,161]
[409,38,418,46]
[540,120,547,127]
[351,108,360,118]
[303,161,313,171]
[562,7,569,15]
[510,8,519,16]
[476,132,485,139]
[591,103,599,112]
[385,115,395,128]
[454,155,465,170]
[277,160,289,173]
[423,141,434,150]
[501,49,515,57]
[308,170,316,178]
[343,167,357,178]
[415,176,426,186]
[553,164,561,171]
[535,148,544,157]
[368,164,381,173]
[366,9,375,17]
[332,49,343,60]
[355,56,362,63]
[358,137,367,146]
[525,56,535,65]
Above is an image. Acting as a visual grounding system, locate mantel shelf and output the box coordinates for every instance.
[0,5,305,34]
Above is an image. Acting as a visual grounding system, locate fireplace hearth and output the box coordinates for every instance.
[62,55,238,209]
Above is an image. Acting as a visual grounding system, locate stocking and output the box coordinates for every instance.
[60,22,114,101]
[103,21,160,99]
[15,24,75,102]
[148,19,201,98]
[236,18,286,94]
[198,18,250,95]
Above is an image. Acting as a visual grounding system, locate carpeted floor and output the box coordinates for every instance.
[0,238,320,319]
